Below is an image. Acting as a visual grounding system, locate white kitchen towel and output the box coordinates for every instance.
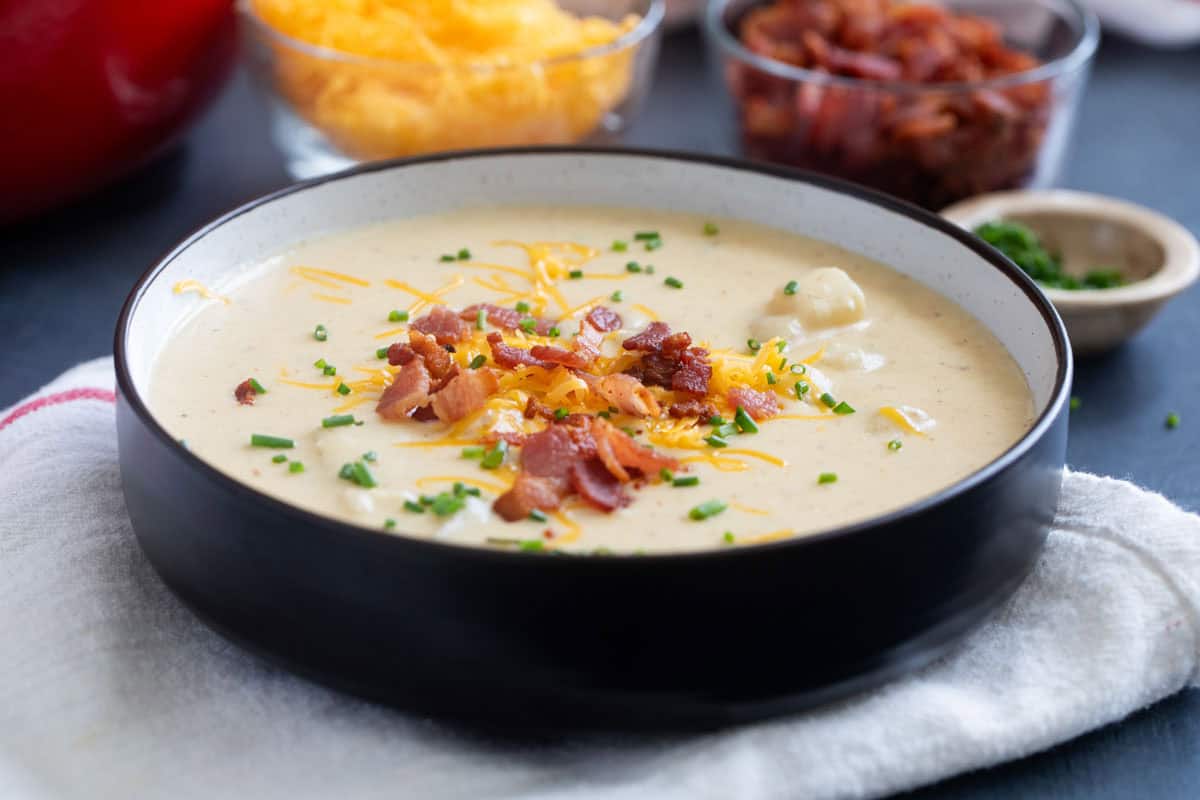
[2,357,1198,800]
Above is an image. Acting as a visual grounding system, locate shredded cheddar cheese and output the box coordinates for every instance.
[312,293,353,305]
[172,280,230,304]
[250,0,640,160]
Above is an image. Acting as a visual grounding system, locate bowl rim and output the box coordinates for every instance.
[238,0,665,71]
[703,0,1100,93]
[942,189,1200,309]
[113,146,1072,564]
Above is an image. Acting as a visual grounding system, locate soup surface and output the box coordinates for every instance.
[151,206,1035,553]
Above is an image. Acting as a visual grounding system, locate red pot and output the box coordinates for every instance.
[0,0,238,223]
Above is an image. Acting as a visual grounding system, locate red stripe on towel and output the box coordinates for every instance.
[0,388,116,432]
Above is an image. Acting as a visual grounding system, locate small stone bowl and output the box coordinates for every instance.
[943,189,1200,356]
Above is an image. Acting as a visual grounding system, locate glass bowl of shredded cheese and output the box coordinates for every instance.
[242,0,665,178]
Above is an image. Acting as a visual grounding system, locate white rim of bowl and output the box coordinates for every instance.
[238,0,665,72]
[942,189,1200,309]
[704,0,1100,93]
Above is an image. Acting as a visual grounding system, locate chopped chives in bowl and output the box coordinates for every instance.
[250,434,294,449]
[688,500,727,521]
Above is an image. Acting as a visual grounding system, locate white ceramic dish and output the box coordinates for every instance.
[944,189,1200,356]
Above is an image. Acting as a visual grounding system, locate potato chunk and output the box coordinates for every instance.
[770,267,866,329]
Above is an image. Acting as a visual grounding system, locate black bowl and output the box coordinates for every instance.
[114,148,1071,730]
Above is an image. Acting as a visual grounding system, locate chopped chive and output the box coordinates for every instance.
[338,464,354,480]
[659,468,674,482]
[610,290,623,302]
[518,317,537,333]
[597,410,611,419]
[248,378,267,394]
[384,518,397,530]
[747,338,761,353]
[515,301,530,314]
[519,539,545,552]
[529,509,548,522]
[419,495,436,505]
[475,308,487,330]
[832,401,856,415]
[612,240,628,252]
[766,371,777,385]
[314,358,327,370]
[336,383,351,396]
[790,364,807,375]
[469,354,487,369]
[271,454,288,463]
[430,493,465,517]
[323,365,337,376]
[704,434,728,448]
[820,392,837,409]
[714,423,738,438]
[481,439,508,469]
[722,531,736,544]
[888,439,903,451]
[461,446,486,459]
[1166,412,1180,429]
[703,222,719,236]
[795,381,810,397]
[568,269,584,279]
[784,280,799,296]
[621,426,638,436]
[388,309,409,322]
[644,238,663,252]
[463,486,481,497]
[548,326,561,338]
[708,415,726,426]
[778,358,788,370]
[688,500,727,521]
[664,276,684,289]
[734,406,759,433]
[452,482,466,497]
[350,461,377,488]
[818,472,838,485]
[404,499,425,513]
[313,324,328,342]
[625,261,642,273]
[288,461,304,474]
[250,434,294,449]
[554,407,569,420]
[633,231,660,241]
[322,414,356,428]
[1069,396,1081,411]
[673,475,700,487]
[439,254,456,262]
[644,264,655,274]
[363,451,378,462]
[376,347,389,359]
[775,340,788,353]
[457,248,471,260]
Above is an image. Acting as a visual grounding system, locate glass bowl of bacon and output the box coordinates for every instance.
[705,0,1100,210]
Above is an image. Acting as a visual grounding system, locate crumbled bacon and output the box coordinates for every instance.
[524,397,552,420]
[671,347,712,397]
[622,321,671,352]
[590,418,680,479]
[582,373,661,419]
[410,305,469,345]
[529,344,591,370]
[493,474,565,522]
[408,331,454,381]
[486,333,551,369]
[430,368,499,423]
[728,387,781,421]
[669,399,717,420]
[376,359,432,420]
[586,306,622,333]
[521,426,596,483]
[234,380,256,406]
[570,458,629,512]
[387,343,417,366]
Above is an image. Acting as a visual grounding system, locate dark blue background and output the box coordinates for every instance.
[2,27,1197,799]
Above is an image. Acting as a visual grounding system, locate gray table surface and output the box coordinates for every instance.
[2,25,1198,799]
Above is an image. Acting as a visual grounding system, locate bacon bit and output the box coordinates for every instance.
[573,319,605,363]
[671,346,712,397]
[622,321,671,351]
[583,373,662,419]
[570,458,630,512]
[524,397,553,420]
[493,474,566,522]
[669,399,717,420]
[430,368,499,423]
[387,343,417,366]
[376,359,432,420]
[529,344,591,370]
[411,405,439,422]
[586,305,622,333]
[728,387,781,421]
[591,418,679,478]
[410,305,470,345]
[486,332,551,369]
[234,380,256,406]
[591,422,631,482]
[408,331,454,381]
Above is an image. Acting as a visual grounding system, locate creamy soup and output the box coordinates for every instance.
[151,207,1035,553]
